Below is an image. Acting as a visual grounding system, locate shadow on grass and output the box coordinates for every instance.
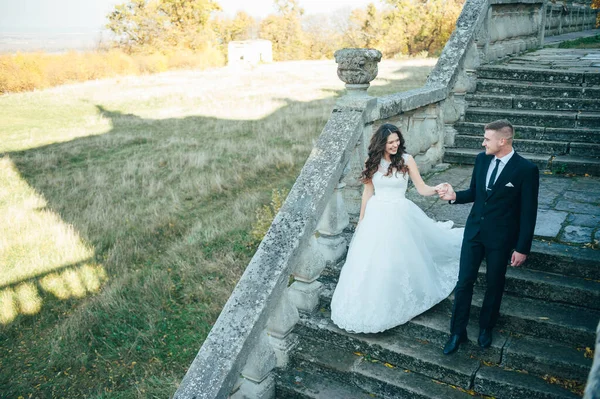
[0,66,430,397]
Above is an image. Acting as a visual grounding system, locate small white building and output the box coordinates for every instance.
[227,40,273,66]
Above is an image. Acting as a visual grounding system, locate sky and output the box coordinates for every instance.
[0,0,376,33]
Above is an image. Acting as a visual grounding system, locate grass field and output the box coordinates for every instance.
[0,58,435,398]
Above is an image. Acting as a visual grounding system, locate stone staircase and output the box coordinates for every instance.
[444,48,600,176]
[274,47,600,399]
[275,241,600,398]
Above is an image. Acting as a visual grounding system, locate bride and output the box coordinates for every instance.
[330,123,464,333]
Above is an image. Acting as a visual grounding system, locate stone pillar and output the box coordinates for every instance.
[288,235,326,313]
[405,105,444,173]
[538,1,547,47]
[316,179,351,263]
[476,6,492,63]
[342,143,365,223]
[266,288,299,367]
[334,48,382,99]
[231,330,277,399]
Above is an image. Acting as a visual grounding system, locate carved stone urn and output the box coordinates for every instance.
[334,48,382,97]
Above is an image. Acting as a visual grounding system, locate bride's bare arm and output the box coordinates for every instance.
[405,154,437,196]
[358,181,374,222]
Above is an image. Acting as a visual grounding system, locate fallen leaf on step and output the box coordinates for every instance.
[585,347,594,359]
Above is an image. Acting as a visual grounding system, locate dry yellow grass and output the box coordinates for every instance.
[0,58,435,397]
[0,48,225,94]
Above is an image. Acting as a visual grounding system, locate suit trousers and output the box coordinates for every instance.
[450,233,512,335]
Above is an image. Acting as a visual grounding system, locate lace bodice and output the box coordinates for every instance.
[373,155,409,201]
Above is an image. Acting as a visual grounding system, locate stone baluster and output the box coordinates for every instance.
[288,176,351,316]
[342,143,365,223]
[288,235,326,313]
[230,330,277,399]
[539,1,547,46]
[316,178,351,264]
[266,288,299,367]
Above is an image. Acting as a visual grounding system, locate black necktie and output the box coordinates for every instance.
[487,159,501,192]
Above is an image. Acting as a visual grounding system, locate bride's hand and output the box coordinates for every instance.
[434,183,448,195]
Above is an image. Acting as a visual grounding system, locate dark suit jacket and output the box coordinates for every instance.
[454,151,539,255]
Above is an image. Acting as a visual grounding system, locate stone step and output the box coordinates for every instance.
[452,135,570,155]
[284,336,474,399]
[443,148,600,175]
[570,142,600,157]
[464,107,600,129]
[434,291,600,348]
[319,280,599,348]
[312,286,506,365]
[474,365,581,399]
[315,304,591,382]
[475,78,600,99]
[465,93,600,112]
[294,313,585,398]
[476,65,600,85]
[275,366,382,398]
[550,154,600,175]
[527,241,600,281]
[477,266,600,311]
[502,335,593,382]
[443,148,551,170]
[454,122,600,143]
[295,310,481,388]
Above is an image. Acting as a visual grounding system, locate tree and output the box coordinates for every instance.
[106,0,221,52]
[214,11,257,44]
[260,0,307,60]
[303,14,342,60]
[384,0,463,56]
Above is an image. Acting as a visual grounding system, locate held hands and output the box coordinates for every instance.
[435,183,456,201]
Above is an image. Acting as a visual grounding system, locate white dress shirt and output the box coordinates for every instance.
[486,149,515,189]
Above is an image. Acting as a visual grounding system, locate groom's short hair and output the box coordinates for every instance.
[485,119,514,141]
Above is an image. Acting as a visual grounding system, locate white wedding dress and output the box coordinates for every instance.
[330,156,464,333]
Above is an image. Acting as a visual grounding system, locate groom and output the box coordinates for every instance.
[438,119,539,355]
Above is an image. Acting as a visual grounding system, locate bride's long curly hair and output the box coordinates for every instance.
[360,123,408,183]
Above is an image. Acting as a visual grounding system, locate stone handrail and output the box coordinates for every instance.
[173,93,376,399]
[173,0,597,397]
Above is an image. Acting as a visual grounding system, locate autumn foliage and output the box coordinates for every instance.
[1,0,466,93]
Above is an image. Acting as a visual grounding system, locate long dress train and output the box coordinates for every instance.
[330,156,463,333]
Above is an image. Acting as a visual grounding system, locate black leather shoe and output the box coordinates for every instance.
[478,328,492,348]
[443,333,468,355]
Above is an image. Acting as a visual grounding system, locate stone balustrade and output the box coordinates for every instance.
[546,0,598,37]
[173,0,599,398]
